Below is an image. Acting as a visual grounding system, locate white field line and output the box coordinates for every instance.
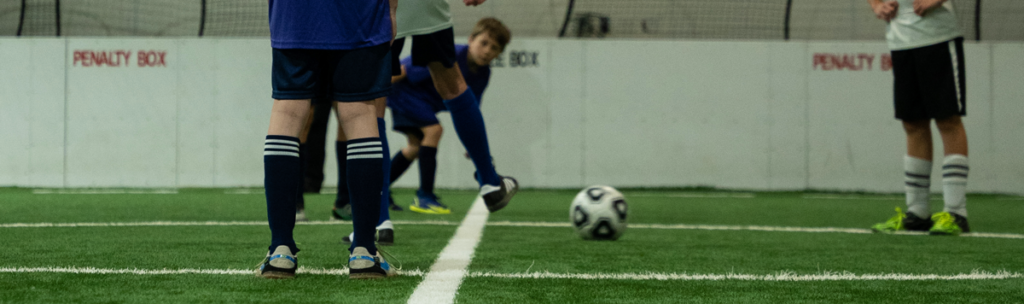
[802,194,904,201]
[32,189,178,194]
[3,220,1023,240]
[2,267,1020,282]
[627,192,757,198]
[406,196,490,304]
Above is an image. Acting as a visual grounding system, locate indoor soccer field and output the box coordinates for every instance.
[2,188,1022,303]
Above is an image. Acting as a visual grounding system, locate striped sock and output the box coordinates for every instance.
[903,155,932,219]
[264,135,301,254]
[346,137,383,255]
[942,154,969,217]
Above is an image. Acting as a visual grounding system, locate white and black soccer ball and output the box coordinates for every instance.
[570,185,628,240]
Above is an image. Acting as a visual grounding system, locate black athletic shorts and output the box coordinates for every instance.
[891,37,966,121]
[390,27,457,74]
[272,43,392,102]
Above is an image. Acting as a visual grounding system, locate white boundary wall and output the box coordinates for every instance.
[1,38,1022,194]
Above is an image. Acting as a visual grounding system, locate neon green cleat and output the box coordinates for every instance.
[929,212,965,236]
[871,207,906,233]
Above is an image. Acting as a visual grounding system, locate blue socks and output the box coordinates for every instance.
[264,135,301,254]
[390,151,413,184]
[443,89,500,187]
[418,146,438,196]
[345,137,384,255]
[333,141,349,209]
[377,118,391,225]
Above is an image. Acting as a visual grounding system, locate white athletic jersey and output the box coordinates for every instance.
[396,0,453,38]
[886,0,962,50]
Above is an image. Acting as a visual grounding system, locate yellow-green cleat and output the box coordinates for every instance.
[871,207,934,233]
[929,212,970,236]
[871,207,906,233]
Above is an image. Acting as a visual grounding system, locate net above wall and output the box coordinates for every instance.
[561,0,789,40]
[2,0,1023,42]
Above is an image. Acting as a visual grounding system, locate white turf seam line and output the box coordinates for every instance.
[3,220,1023,240]
[407,197,490,304]
[2,267,1020,281]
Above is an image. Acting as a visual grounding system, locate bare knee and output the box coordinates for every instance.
[427,63,467,100]
[421,124,443,147]
[935,116,964,134]
[902,119,931,136]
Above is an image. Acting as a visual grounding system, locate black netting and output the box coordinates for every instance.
[1,0,1023,42]
[562,0,788,39]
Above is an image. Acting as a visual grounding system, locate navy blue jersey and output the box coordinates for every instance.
[389,45,490,116]
[269,0,392,50]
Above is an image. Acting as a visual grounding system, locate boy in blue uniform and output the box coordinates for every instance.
[390,18,511,214]
[259,0,396,279]
[339,18,510,244]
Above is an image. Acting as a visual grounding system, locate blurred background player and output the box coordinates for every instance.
[391,0,519,217]
[868,0,971,236]
[259,0,395,279]
[388,18,511,215]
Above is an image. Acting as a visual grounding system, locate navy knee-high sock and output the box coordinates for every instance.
[264,135,301,254]
[443,90,500,187]
[296,143,306,211]
[334,141,349,209]
[390,151,413,184]
[418,146,438,196]
[377,118,391,225]
[346,137,383,255]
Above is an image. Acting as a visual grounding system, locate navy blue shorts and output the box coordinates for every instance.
[272,43,392,102]
[391,108,440,139]
[392,27,457,69]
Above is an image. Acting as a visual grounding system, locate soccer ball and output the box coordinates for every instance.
[570,185,628,240]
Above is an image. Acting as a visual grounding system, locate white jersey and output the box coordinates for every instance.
[396,0,453,38]
[886,0,962,50]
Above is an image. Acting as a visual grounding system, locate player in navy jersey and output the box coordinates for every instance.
[392,0,519,216]
[259,0,396,279]
[389,18,511,214]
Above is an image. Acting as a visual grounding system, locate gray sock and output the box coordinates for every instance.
[904,156,932,218]
[942,154,969,217]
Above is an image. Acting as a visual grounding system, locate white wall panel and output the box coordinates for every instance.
[1,38,1022,195]
[0,39,65,187]
[583,40,773,189]
[64,39,179,187]
[767,42,811,190]
[991,44,1024,192]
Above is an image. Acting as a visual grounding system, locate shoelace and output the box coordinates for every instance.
[376,247,402,271]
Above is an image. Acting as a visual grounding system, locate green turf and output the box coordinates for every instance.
[1,188,1022,303]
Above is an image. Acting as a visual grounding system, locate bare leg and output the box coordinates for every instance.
[902,119,933,161]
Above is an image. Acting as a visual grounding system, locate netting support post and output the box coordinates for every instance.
[784,0,793,40]
[558,0,576,37]
[54,0,61,36]
[974,0,981,41]
[17,0,26,36]
[199,0,207,37]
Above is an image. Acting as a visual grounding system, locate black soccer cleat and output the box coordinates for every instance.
[482,176,519,213]
[341,229,394,246]
[952,213,970,233]
[902,212,934,232]
[377,228,394,246]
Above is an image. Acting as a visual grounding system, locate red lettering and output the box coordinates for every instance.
[73,51,85,66]
[138,50,168,67]
[881,53,893,71]
[859,53,875,71]
[813,53,829,71]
